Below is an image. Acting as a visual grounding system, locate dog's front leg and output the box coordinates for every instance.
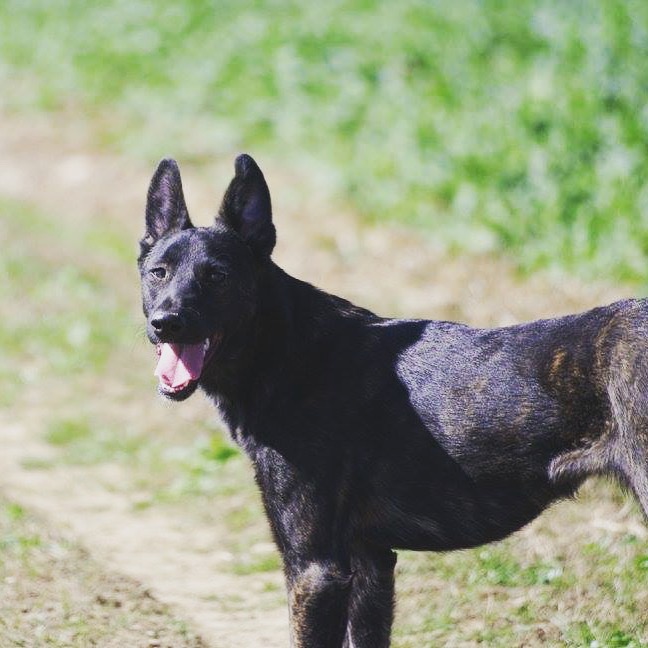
[286,558,352,648]
[343,547,397,648]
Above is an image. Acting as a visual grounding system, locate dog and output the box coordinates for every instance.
[138,154,648,647]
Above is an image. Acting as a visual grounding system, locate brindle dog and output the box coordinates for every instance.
[138,154,648,647]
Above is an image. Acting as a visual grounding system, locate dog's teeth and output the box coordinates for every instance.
[204,338,210,352]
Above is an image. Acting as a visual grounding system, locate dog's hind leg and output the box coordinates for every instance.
[343,547,397,648]
[550,328,648,522]
[612,416,648,519]
[606,352,648,520]
[610,426,648,520]
[623,456,648,519]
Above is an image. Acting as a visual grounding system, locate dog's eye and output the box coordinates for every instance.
[203,263,227,283]
[207,268,227,285]
[149,267,167,280]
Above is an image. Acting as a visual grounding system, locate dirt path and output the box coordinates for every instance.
[0,490,208,648]
[0,110,637,647]
[0,422,288,647]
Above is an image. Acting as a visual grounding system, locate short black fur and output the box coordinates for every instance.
[138,155,648,647]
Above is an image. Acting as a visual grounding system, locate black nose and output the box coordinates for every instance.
[150,312,185,338]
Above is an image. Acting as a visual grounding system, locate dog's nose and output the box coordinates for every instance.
[150,312,185,338]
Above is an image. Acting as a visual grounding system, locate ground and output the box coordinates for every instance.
[1,109,647,647]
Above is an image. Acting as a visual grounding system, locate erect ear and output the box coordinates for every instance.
[218,154,276,258]
[141,159,193,255]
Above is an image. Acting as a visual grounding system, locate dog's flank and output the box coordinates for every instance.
[139,154,648,647]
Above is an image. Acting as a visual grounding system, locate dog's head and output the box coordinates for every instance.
[138,154,275,400]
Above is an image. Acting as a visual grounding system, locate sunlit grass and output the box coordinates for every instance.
[393,512,648,647]
[1,0,648,278]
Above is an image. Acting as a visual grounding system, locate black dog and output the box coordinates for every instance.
[138,154,648,647]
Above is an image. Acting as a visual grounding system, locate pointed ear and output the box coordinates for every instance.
[141,159,192,256]
[218,154,276,258]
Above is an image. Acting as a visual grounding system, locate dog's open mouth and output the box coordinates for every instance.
[154,335,220,399]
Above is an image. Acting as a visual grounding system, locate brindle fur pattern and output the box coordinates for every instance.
[138,155,648,647]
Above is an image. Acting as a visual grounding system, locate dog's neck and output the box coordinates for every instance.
[199,260,377,434]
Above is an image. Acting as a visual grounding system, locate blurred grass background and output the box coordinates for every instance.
[2,0,648,278]
[2,1,648,646]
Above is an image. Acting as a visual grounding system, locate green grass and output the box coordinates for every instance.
[0,198,135,404]
[2,0,648,278]
[393,514,648,647]
[230,552,282,576]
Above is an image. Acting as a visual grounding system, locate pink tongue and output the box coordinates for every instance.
[154,343,205,389]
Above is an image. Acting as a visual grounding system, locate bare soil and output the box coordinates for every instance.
[0,109,642,647]
[0,494,207,648]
